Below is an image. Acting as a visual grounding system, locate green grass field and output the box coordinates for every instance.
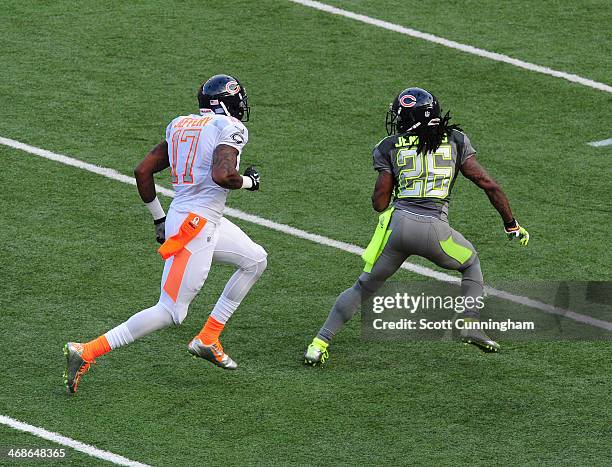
[1,1,611,465]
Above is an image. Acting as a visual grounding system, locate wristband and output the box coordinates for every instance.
[145,197,166,221]
[241,175,254,190]
[504,218,518,230]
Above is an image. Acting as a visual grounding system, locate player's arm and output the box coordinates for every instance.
[371,171,395,212]
[460,155,529,245]
[134,140,170,244]
[460,155,513,222]
[212,144,260,191]
[134,141,169,202]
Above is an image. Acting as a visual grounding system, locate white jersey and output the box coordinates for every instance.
[165,111,248,223]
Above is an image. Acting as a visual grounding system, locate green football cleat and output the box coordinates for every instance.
[188,338,238,370]
[304,337,329,366]
[64,342,93,395]
[460,321,500,353]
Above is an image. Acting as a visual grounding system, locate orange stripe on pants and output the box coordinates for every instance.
[163,248,192,302]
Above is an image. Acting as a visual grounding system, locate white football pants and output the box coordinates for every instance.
[104,209,267,349]
[159,209,268,324]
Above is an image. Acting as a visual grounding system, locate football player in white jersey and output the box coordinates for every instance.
[64,74,267,394]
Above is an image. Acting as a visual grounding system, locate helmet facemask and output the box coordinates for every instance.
[385,102,398,136]
[234,91,250,122]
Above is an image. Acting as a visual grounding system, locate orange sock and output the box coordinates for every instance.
[197,316,225,345]
[81,335,111,362]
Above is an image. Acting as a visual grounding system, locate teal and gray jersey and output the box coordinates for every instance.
[372,129,476,221]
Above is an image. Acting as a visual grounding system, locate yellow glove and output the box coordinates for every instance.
[504,219,529,246]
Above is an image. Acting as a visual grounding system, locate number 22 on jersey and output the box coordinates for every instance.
[396,145,453,199]
[170,128,202,184]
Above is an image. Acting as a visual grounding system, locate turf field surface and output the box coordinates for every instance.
[1,1,611,465]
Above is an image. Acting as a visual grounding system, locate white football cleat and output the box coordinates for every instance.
[188,338,238,370]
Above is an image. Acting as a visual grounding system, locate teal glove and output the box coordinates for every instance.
[504,219,529,246]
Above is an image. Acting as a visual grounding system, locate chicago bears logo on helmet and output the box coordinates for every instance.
[399,94,417,108]
[225,80,241,95]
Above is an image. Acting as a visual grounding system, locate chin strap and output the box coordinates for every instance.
[219,101,231,117]
[405,121,421,132]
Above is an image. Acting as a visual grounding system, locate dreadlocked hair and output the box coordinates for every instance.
[409,111,463,155]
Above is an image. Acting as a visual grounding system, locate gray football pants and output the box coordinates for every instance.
[317,209,483,343]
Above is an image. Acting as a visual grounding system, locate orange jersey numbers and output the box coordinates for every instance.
[170,128,202,184]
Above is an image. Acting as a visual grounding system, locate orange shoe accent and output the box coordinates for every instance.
[158,212,206,260]
[81,335,111,362]
[197,316,225,346]
[163,248,192,302]
[73,360,93,392]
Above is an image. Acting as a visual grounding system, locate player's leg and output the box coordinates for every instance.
[189,217,267,368]
[316,248,408,343]
[424,220,499,352]
[305,213,412,365]
[65,214,217,394]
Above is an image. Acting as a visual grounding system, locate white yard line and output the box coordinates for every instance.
[288,0,612,94]
[2,135,611,331]
[0,415,150,466]
[587,137,612,147]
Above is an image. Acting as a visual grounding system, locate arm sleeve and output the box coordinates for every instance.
[372,145,393,172]
[218,120,249,155]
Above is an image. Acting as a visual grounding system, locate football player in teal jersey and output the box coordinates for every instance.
[304,87,529,365]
